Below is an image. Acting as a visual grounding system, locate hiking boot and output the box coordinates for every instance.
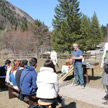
[81,86,85,89]
[102,98,108,100]
[102,101,108,105]
[73,84,79,87]
[102,95,108,100]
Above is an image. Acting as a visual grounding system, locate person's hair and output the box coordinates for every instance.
[13,60,16,65]
[44,60,56,72]
[5,60,11,65]
[20,60,28,67]
[66,59,70,65]
[23,60,28,66]
[9,64,17,75]
[73,43,78,48]
[9,60,20,75]
[29,58,37,67]
[15,60,20,67]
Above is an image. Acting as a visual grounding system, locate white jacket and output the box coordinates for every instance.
[101,42,108,68]
[36,67,59,99]
[5,66,12,83]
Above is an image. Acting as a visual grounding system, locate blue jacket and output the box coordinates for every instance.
[20,65,37,95]
[9,72,17,87]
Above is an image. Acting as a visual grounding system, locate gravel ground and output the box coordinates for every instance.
[59,84,107,108]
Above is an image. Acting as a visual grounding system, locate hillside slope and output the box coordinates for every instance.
[0,0,34,31]
[0,0,51,55]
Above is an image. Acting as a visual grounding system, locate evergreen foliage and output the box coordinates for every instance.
[80,15,91,51]
[52,0,81,53]
[52,0,104,52]
[20,17,28,32]
[101,25,107,37]
[90,12,103,49]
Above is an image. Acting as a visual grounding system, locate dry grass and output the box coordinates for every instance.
[0,57,103,88]
[0,57,104,108]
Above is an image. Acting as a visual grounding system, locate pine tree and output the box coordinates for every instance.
[52,0,81,53]
[101,25,107,37]
[90,12,103,49]
[79,14,91,51]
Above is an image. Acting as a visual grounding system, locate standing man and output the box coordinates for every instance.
[71,43,84,88]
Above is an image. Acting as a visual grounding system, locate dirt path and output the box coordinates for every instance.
[59,84,107,108]
[0,90,102,108]
[0,91,29,108]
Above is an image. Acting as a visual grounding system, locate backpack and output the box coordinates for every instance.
[104,57,108,73]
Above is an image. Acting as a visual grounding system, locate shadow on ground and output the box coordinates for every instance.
[65,75,74,81]
[59,102,76,108]
[57,71,62,74]
[89,76,101,80]
[0,86,8,92]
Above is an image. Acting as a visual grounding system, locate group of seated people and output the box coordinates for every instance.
[0,58,65,108]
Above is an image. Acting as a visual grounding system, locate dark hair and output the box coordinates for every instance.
[9,64,17,75]
[5,60,11,65]
[29,58,37,66]
[15,60,20,67]
[24,60,28,65]
[20,60,28,67]
[13,60,16,65]
[44,60,56,72]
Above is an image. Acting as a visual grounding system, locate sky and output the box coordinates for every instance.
[7,0,108,31]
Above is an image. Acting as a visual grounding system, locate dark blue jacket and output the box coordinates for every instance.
[20,65,37,95]
[0,65,7,76]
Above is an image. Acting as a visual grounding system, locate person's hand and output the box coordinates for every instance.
[71,57,74,60]
[70,57,73,60]
[72,56,76,60]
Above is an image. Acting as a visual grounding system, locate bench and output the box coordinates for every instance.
[5,83,37,106]
[6,83,54,107]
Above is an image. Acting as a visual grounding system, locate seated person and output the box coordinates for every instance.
[9,60,18,89]
[5,60,12,83]
[0,59,11,76]
[65,59,71,66]
[61,59,71,74]
[20,58,37,98]
[15,60,28,89]
[36,60,65,108]
[14,60,20,70]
